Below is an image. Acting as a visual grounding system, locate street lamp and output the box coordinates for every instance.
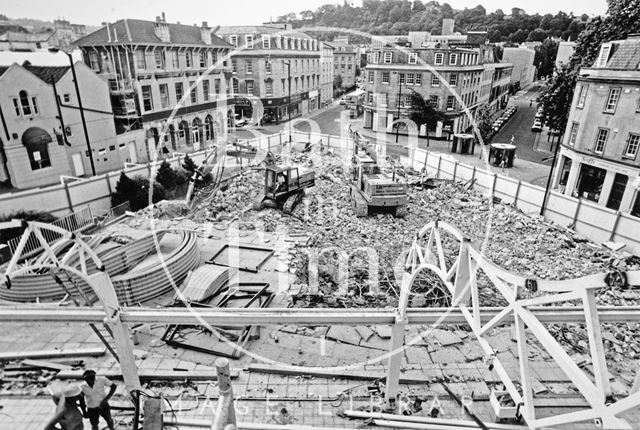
[283,61,292,143]
[392,71,403,143]
[49,48,96,176]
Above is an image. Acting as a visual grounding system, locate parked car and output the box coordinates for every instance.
[234,115,248,127]
[531,120,543,132]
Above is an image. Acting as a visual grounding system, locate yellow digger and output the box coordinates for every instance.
[253,162,315,214]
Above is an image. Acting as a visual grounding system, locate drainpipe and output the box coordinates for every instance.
[0,103,12,186]
[51,76,71,146]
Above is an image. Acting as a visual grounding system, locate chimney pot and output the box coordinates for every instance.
[202,21,208,28]
[161,12,166,22]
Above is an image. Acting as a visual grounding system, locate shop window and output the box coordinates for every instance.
[606,173,628,210]
[576,165,606,202]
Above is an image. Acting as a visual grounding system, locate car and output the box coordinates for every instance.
[531,121,543,132]
[234,115,248,127]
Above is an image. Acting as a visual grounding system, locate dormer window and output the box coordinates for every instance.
[408,52,417,64]
[229,35,238,47]
[262,35,270,49]
[597,43,612,68]
[245,35,254,49]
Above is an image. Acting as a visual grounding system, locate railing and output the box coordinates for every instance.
[6,207,94,258]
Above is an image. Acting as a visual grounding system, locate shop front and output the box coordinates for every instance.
[260,92,309,124]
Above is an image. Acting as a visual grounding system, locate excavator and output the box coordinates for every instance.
[184,146,225,203]
[253,153,315,214]
[348,143,408,218]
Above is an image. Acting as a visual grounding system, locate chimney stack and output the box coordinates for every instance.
[161,12,166,22]
[154,13,170,42]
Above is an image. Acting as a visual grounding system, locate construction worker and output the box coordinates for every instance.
[44,383,85,430]
[80,369,116,430]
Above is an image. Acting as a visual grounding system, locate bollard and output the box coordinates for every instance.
[212,358,236,429]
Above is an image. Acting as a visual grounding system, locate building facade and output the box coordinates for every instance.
[552,36,640,217]
[215,23,321,124]
[0,62,128,189]
[555,41,576,69]
[75,15,234,157]
[502,46,536,89]
[320,42,334,107]
[330,41,357,90]
[362,29,511,137]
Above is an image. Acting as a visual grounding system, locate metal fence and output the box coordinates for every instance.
[7,206,94,258]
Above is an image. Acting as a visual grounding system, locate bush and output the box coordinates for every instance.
[0,210,56,243]
[182,154,197,173]
[111,172,167,211]
[156,160,177,191]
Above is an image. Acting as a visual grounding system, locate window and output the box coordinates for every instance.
[380,93,387,106]
[625,133,640,158]
[203,80,210,101]
[449,53,458,65]
[26,140,51,171]
[185,51,192,68]
[262,35,270,49]
[604,87,621,113]
[406,74,414,85]
[577,84,588,108]
[211,51,217,65]
[367,91,373,104]
[189,81,197,103]
[266,81,273,96]
[214,79,221,94]
[382,72,390,84]
[434,52,444,65]
[449,74,458,86]
[415,74,422,86]
[136,50,146,69]
[175,82,183,102]
[246,61,253,74]
[408,52,417,64]
[569,122,579,146]
[155,50,165,69]
[246,81,254,95]
[141,85,153,111]
[199,52,207,68]
[429,95,439,108]
[245,35,254,48]
[229,35,238,47]
[172,50,179,68]
[404,94,412,107]
[594,128,609,153]
[398,73,405,84]
[373,52,380,63]
[232,60,237,73]
[368,71,374,83]
[63,94,71,103]
[159,84,170,109]
[432,75,440,86]
[89,52,100,71]
[597,44,611,67]
[383,51,392,63]
[233,79,239,94]
[265,61,272,74]
[446,96,455,110]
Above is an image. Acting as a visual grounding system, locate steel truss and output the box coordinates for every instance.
[2,221,640,429]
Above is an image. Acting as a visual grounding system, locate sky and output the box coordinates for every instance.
[1,0,608,27]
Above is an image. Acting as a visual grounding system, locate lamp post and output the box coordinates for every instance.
[49,48,96,176]
[283,61,292,143]
[392,71,403,143]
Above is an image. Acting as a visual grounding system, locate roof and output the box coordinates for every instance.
[75,19,231,47]
[0,31,55,42]
[0,62,69,84]
[601,37,640,70]
[216,25,314,39]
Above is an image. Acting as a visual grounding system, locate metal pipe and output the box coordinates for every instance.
[50,76,70,147]
[66,51,96,176]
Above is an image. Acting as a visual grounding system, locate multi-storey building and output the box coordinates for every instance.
[52,19,88,49]
[75,14,233,156]
[320,42,334,107]
[215,23,321,124]
[330,41,357,90]
[0,61,129,189]
[362,27,511,137]
[552,35,640,216]
[502,46,536,89]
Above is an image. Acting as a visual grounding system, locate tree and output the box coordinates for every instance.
[537,63,578,135]
[112,173,167,211]
[156,160,177,191]
[408,90,446,147]
[474,105,494,144]
[527,28,548,42]
[333,75,343,89]
[182,154,197,173]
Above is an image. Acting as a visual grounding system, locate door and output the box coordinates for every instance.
[128,142,138,163]
[606,173,628,210]
[71,153,85,176]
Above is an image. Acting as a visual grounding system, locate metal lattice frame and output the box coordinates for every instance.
[402,220,640,429]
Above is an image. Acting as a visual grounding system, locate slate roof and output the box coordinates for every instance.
[215,25,314,40]
[604,37,640,70]
[0,62,69,84]
[74,19,231,47]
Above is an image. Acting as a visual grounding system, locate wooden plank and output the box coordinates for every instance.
[21,359,72,371]
[247,363,431,384]
[0,347,106,361]
[57,368,239,381]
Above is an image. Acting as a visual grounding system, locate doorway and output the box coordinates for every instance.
[606,173,628,210]
[71,153,85,176]
[128,142,138,163]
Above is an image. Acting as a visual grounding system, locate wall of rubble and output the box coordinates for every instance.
[411,148,640,255]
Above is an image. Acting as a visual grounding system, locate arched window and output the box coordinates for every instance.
[22,127,52,170]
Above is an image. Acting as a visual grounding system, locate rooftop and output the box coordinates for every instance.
[0,61,69,84]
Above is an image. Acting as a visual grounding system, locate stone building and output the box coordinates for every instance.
[320,42,335,107]
[75,14,234,157]
[552,35,640,216]
[215,23,321,124]
[502,46,536,89]
[330,41,357,90]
